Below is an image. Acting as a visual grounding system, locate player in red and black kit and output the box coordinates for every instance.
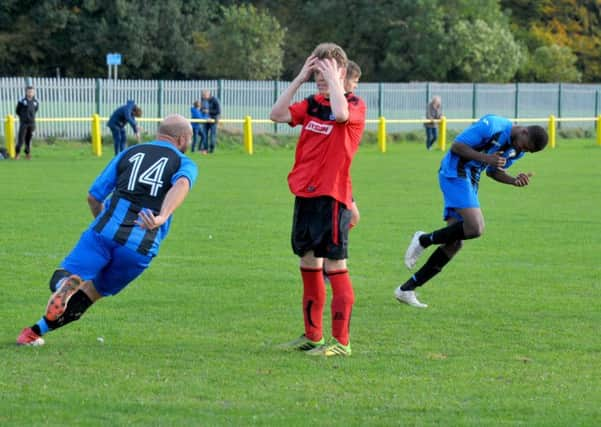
[270,43,366,357]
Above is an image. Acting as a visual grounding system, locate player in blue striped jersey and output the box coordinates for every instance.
[17,114,198,346]
[395,114,548,308]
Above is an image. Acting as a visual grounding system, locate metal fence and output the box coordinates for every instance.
[2,77,601,139]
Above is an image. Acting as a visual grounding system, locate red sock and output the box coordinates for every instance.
[327,269,354,346]
[300,267,326,342]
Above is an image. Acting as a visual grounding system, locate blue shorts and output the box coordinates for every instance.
[439,174,480,221]
[61,229,152,296]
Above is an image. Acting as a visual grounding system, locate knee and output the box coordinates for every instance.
[463,221,485,239]
[49,269,71,292]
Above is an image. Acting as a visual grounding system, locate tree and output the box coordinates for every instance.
[199,4,285,80]
[520,44,582,82]
[448,19,524,82]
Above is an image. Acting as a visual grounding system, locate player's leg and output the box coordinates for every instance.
[405,176,480,269]
[308,199,353,356]
[396,216,465,308]
[17,230,110,345]
[281,197,326,350]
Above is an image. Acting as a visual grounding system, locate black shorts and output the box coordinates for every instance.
[291,196,351,260]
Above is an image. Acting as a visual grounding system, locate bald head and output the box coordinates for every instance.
[157,114,193,153]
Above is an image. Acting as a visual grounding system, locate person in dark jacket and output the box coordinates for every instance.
[107,100,142,155]
[200,90,221,153]
[15,86,39,160]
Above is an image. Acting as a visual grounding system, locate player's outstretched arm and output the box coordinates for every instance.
[270,55,318,123]
[136,177,191,230]
[487,169,534,186]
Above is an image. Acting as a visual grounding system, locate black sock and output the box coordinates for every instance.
[401,247,451,290]
[420,221,465,247]
[45,290,94,330]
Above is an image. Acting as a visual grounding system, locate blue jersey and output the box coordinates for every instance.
[440,115,524,183]
[88,140,197,257]
[107,100,138,131]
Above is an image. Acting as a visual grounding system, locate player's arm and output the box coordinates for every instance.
[316,58,348,122]
[87,194,103,218]
[486,169,533,187]
[136,177,191,230]
[451,142,506,168]
[270,55,318,123]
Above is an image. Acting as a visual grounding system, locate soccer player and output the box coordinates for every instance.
[17,114,197,346]
[395,114,548,308]
[346,60,362,229]
[271,43,366,357]
[107,100,142,155]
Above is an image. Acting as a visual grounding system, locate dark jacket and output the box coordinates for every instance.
[108,100,138,131]
[201,96,221,121]
[16,97,39,125]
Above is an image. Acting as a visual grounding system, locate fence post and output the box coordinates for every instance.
[378,82,383,118]
[157,80,164,119]
[91,114,102,156]
[5,115,16,158]
[548,115,556,149]
[439,116,447,151]
[95,79,101,114]
[377,116,386,153]
[514,82,519,119]
[472,82,477,119]
[243,116,253,155]
[596,115,601,146]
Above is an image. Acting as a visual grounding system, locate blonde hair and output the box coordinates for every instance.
[311,43,348,68]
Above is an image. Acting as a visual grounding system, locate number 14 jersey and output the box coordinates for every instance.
[88,140,198,256]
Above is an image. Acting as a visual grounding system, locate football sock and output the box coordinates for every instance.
[44,290,94,330]
[300,267,326,342]
[31,318,50,336]
[401,247,451,290]
[328,269,354,346]
[420,221,465,248]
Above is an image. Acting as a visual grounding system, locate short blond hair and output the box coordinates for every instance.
[311,43,348,69]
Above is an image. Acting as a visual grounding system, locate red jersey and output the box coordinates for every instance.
[287,93,366,207]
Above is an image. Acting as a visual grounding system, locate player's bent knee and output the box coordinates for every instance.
[49,269,71,292]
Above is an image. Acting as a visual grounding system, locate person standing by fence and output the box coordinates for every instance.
[108,100,142,156]
[15,86,39,160]
[424,95,442,150]
[201,90,220,154]
[190,100,208,153]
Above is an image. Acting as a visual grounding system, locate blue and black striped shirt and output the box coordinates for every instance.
[88,140,197,256]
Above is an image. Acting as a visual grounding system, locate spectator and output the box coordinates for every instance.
[15,86,39,160]
[425,95,442,150]
[190,100,208,153]
[107,100,142,156]
[201,90,221,154]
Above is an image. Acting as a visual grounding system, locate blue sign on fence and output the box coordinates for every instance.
[106,53,122,66]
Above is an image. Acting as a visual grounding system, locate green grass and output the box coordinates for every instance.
[1,138,600,426]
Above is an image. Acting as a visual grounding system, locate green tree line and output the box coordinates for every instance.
[1,0,599,82]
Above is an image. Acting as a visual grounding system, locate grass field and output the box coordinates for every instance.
[1,138,600,426]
